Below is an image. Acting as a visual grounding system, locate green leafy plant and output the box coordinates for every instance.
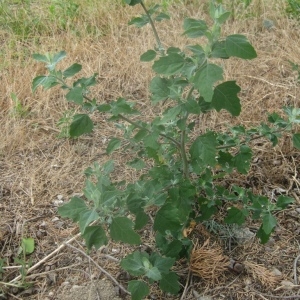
[32,1,299,298]
[286,0,300,19]
[10,92,30,118]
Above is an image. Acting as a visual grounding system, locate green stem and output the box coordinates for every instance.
[140,1,164,55]
[118,114,181,148]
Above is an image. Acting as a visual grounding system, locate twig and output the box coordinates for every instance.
[65,243,130,295]
[180,269,191,300]
[9,232,82,284]
[294,254,300,285]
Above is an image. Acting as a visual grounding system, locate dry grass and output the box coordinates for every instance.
[1,0,300,299]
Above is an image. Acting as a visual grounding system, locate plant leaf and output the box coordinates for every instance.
[21,238,35,255]
[224,207,246,225]
[293,133,300,149]
[140,50,157,62]
[121,251,148,276]
[82,225,108,250]
[152,53,185,76]
[128,280,150,300]
[58,197,88,222]
[262,213,276,234]
[106,138,121,155]
[193,63,223,102]
[183,18,208,38]
[225,34,257,59]
[233,145,252,174]
[276,195,294,209]
[145,266,162,281]
[66,87,84,104]
[134,211,149,230]
[189,131,218,167]
[32,53,49,63]
[63,63,82,78]
[70,114,94,137]
[110,217,141,244]
[159,272,180,294]
[32,75,58,92]
[150,77,172,103]
[79,209,99,233]
[211,81,241,116]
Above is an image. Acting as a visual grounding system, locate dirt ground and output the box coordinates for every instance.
[1,0,300,299]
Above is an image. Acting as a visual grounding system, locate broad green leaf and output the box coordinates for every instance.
[128,16,149,28]
[127,158,146,170]
[193,63,223,102]
[21,238,35,255]
[159,105,182,124]
[225,34,257,59]
[183,98,201,114]
[66,87,84,104]
[111,98,137,115]
[262,213,276,234]
[84,179,101,206]
[189,131,218,167]
[110,217,141,244]
[159,272,180,294]
[153,204,184,234]
[121,251,148,276]
[145,266,162,281]
[256,225,271,244]
[186,44,206,57]
[97,104,111,112]
[82,225,107,250]
[276,195,294,209]
[134,211,149,230]
[63,63,82,78]
[224,207,246,225]
[125,0,142,6]
[150,252,175,273]
[74,74,98,88]
[32,75,58,92]
[32,53,49,63]
[211,81,241,116]
[128,280,149,300]
[216,11,231,24]
[79,210,99,233]
[58,197,88,222]
[155,12,170,22]
[150,77,172,103]
[52,51,66,65]
[133,129,148,141]
[233,145,252,174]
[183,18,208,38]
[152,53,185,76]
[211,41,229,59]
[106,138,121,155]
[70,114,94,137]
[140,50,157,62]
[293,133,300,149]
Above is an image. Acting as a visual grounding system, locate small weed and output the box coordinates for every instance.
[10,93,30,118]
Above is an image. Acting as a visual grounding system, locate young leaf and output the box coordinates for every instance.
[21,238,35,255]
[63,63,82,78]
[256,224,271,244]
[66,87,84,104]
[152,53,185,76]
[58,197,88,222]
[189,131,218,167]
[134,211,149,230]
[32,53,49,63]
[52,51,67,65]
[128,16,149,28]
[106,138,121,155]
[128,280,150,300]
[78,210,99,233]
[225,34,257,59]
[125,0,142,6]
[70,114,94,137]
[32,75,58,92]
[211,41,229,59]
[121,251,148,276]
[150,77,172,103]
[150,253,175,273]
[293,133,300,149]
[82,225,108,250]
[276,195,294,209]
[211,81,241,116]
[193,63,223,102]
[159,272,180,294]
[155,12,170,22]
[145,266,162,281]
[110,217,141,244]
[140,50,157,62]
[262,213,277,235]
[233,145,252,174]
[224,207,246,225]
[127,158,146,170]
[183,18,208,38]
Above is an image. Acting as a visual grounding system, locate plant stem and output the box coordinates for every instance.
[140,1,164,55]
[118,114,181,148]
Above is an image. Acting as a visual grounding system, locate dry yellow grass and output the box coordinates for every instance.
[1,0,300,299]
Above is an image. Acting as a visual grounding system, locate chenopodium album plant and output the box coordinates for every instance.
[32,1,300,298]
